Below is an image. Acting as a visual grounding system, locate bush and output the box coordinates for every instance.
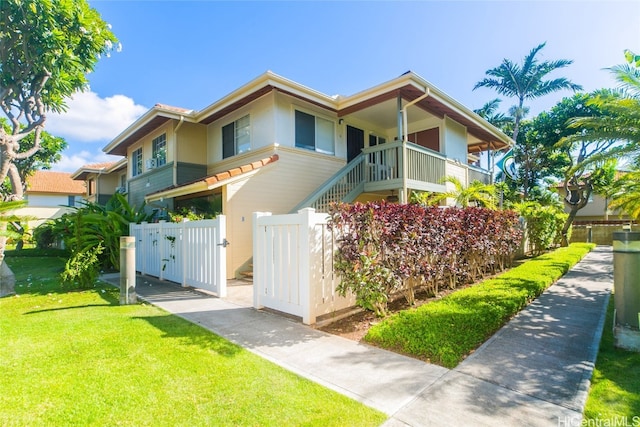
[60,243,104,289]
[516,201,568,255]
[364,243,595,368]
[34,223,56,249]
[328,201,523,316]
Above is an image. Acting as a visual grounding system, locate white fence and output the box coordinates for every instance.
[130,217,227,297]
[253,208,355,324]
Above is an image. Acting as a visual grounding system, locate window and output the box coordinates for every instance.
[369,134,386,147]
[222,115,250,159]
[295,110,334,155]
[152,134,167,167]
[132,148,143,176]
[87,179,95,195]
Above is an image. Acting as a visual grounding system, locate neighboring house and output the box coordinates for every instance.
[102,71,512,278]
[554,173,631,223]
[71,159,127,205]
[19,170,86,229]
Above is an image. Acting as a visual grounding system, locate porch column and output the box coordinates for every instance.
[397,94,403,142]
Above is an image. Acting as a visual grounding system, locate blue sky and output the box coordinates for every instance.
[47,0,640,172]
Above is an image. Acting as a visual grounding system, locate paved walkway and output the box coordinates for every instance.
[102,246,613,426]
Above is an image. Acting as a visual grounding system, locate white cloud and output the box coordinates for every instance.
[46,91,147,143]
[51,150,123,173]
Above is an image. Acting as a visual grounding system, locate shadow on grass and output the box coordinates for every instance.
[132,313,243,357]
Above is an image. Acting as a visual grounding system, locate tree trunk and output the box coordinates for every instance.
[0,234,14,297]
[560,207,579,247]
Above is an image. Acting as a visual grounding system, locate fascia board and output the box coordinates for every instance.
[195,71,337,123]
[102,106,196,154]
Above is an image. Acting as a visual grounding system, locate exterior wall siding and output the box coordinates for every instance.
[224,147,344,277]
[128,163,174,211]
[176,162,207,185]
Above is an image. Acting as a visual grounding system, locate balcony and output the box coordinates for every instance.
[363,141,492,196]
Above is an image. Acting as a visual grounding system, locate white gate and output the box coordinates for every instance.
[253,208,355,324]
[130,217,227,297]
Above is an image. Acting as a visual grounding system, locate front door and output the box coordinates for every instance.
[346,125,364,162]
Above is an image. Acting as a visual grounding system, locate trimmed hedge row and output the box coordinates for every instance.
[364,243,596,368]
[328,202,523,316]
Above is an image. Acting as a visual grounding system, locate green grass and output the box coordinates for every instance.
[365,243,596,368]
[1,257,386,427]
[584,297,640,420]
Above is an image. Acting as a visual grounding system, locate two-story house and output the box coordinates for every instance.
[71,159,128,205]
[102,71,512,278]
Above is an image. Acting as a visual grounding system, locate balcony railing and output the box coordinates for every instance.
[296,141,493,211]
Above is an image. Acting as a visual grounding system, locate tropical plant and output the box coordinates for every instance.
[605,170,640,219]
[424,176,499,209]
[515,201,568,255]
[474,42,582,143]
[46,194,152,270]
[328,201,522,316]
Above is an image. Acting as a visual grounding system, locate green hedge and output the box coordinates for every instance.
[364,243,596,368]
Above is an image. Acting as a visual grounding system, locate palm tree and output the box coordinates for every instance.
[420,176,499,209]
[563,50,640,222]
[474,42,582,143]
[474,98,513,131]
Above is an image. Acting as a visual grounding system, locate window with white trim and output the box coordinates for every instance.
[152,133,167,166]
[295,110,335,155]
[132,148,143,177]
[222,115,250,159]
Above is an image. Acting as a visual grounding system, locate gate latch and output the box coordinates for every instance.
[218,238,230,248]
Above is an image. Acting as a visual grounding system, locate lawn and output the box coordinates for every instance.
[1,256,386,426]
[584,297,640,420]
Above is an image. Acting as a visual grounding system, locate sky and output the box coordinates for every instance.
[45,0,640,172]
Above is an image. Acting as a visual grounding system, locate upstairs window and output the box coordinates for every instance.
[222,115,250,159]
[295,110,334,155]
[132,148,143,177]
[152,134,167,166]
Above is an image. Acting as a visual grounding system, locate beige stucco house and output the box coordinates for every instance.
[19,170,86,230]
[101,71,513,278]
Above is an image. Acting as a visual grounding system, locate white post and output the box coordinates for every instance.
[299,208,315,325]
[253,212,271,309]
[216,215,227,298]
[139,222,148,276]
[119,236,137,305]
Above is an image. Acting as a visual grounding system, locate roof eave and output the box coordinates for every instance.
[103,106,196,155]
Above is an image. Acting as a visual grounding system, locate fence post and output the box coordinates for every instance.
[158,220,166,281]
[180,219,188,288]
[216,215,227,298]
[298,208,315,325]
[253,212,271,309]
[139,222,148,275]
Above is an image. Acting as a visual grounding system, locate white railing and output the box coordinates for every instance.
[292,155,365,213]
[253,208,355,325]
[130,217,227,297]
[405,143,447,184]
[468,165,492,184]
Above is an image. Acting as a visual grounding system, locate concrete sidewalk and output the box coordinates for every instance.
[103,246,613,426]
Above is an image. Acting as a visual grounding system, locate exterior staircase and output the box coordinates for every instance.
[237,155,366,282]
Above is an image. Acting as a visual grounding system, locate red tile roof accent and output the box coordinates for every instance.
[148,154,279,197]
[27,170,86,195]
[204,154,279,186]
